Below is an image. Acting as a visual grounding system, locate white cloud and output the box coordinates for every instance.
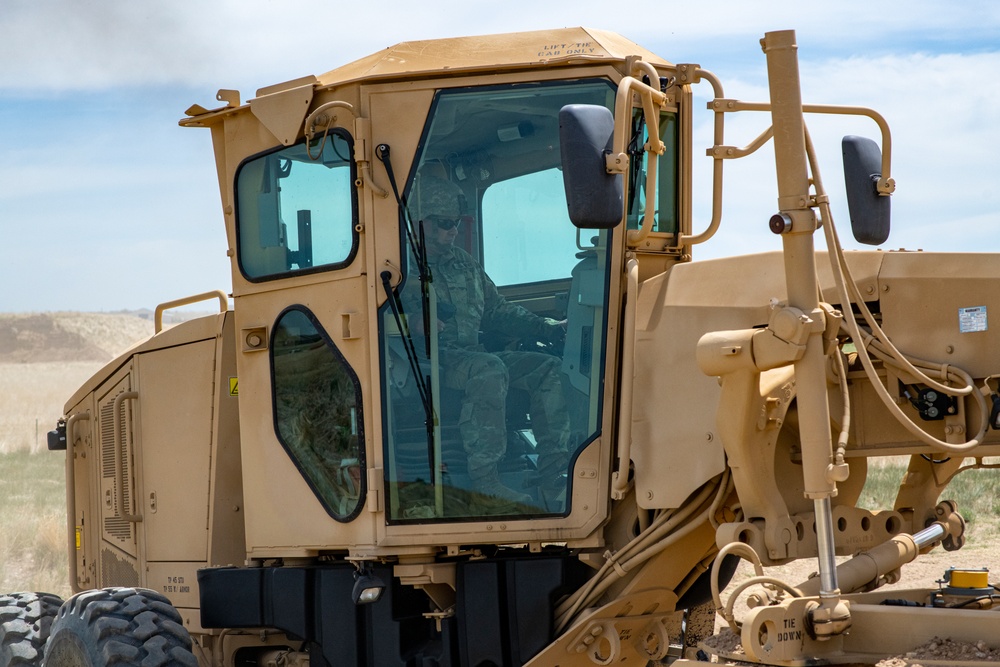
[803,52,1000,250]
[4,0,1000,92]
[2,1,999,310]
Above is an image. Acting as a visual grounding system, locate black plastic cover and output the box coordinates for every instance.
[559,104,623,228]
[456,554,589,665]
[842,135,891,245]
[47,422,66,451]
[198,554,586,667]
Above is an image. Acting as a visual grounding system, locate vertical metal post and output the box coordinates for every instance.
[761,30,840,599]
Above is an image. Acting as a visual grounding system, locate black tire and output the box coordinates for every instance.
[0,592,63,667]
[44,588,197,667]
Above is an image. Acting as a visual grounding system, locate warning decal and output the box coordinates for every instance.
[229,377,239,396]
[535,42,598,58]
[959,306,988,333]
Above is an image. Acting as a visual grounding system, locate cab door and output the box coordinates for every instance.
[226,127,375,556]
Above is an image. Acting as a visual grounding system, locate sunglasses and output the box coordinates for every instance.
[426,215,468,230]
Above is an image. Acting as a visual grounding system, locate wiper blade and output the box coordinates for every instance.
[376,144,430,284]
[377,144,438,477]
[379,271,432,414]
[376,144,435,353]
[379,272,437,479]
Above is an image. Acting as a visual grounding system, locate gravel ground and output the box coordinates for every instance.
[700,630,1000,666]
[693,539,1000,665]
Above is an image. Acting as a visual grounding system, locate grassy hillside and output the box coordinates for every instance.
[1,362,106,453]
[0,312,154,364]
[0,312,155,454]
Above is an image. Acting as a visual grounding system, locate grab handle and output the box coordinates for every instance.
[113,392,142,522]
[155,290,228,333]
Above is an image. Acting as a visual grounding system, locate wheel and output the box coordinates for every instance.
[0,592,63,667]
[44,588,197,667]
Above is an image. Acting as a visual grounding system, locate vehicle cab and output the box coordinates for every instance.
[181,27,687,556]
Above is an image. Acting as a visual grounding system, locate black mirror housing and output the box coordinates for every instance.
[842,135,891,245]
[559,105,623,229]
[48,420,67,451]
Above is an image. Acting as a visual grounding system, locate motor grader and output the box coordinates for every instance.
[11,25,1000,667]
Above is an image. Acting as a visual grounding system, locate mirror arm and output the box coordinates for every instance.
[712,99,895,195]
[799,103,895,195]
[684,96,895,250]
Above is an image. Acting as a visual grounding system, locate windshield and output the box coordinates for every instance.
[378,79,616,522]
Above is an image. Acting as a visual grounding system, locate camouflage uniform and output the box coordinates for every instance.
[408,174,571,492]
[428,244,571,481]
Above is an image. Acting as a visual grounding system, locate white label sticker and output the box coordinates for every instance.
[959,306,987,333]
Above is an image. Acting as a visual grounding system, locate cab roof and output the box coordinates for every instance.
[314,27,671,88]
[183,27,671,128]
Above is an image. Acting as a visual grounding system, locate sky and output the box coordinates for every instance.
[1,1,998,312]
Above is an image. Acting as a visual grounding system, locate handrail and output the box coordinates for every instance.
[608,61,731,249]
[680,68,726,247]
[608,73,668,246]
[113,392,142,522]
[680,72,895,247]
[65,412,90,594]
[611,258,639,499]
[154,290,228,333]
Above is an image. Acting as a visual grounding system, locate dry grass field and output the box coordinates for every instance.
[0,362,106,453]
[0,312,152,598]
[0,451,70,597]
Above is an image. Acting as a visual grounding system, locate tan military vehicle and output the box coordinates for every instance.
[11,26,1000,667]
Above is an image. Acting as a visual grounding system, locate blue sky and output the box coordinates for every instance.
[1,1,998,311]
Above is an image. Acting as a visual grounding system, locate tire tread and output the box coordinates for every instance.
[45,589,195,667]
[0,592,64,667]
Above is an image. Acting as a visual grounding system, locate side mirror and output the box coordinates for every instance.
[842,135,890,245]
[559,105,623,229]
[47,420,67,451]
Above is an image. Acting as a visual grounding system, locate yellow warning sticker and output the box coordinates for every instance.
[75,527,81,550]
[229,377,239,396]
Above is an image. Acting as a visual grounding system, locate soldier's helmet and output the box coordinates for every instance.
[414,176,465,219]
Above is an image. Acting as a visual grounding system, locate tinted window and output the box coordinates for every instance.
[626,111,679,234]
[236,132,357,280]
[481,168,585,285]
[272,307,364,520]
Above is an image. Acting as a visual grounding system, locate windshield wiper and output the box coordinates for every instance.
[379,272,432,411]
[377,147,429,282]
[377,144,438,477]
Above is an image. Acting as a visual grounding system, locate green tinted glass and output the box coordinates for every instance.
[272,307,364,520]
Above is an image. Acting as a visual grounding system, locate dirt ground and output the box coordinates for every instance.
[695,536,1000,666]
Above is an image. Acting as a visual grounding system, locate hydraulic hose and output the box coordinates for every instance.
[554,476,723,632]
[801,126,988,454]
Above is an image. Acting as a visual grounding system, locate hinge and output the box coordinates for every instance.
[367,467,383,512]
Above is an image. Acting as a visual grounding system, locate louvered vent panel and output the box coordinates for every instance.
[99,384,135,546]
